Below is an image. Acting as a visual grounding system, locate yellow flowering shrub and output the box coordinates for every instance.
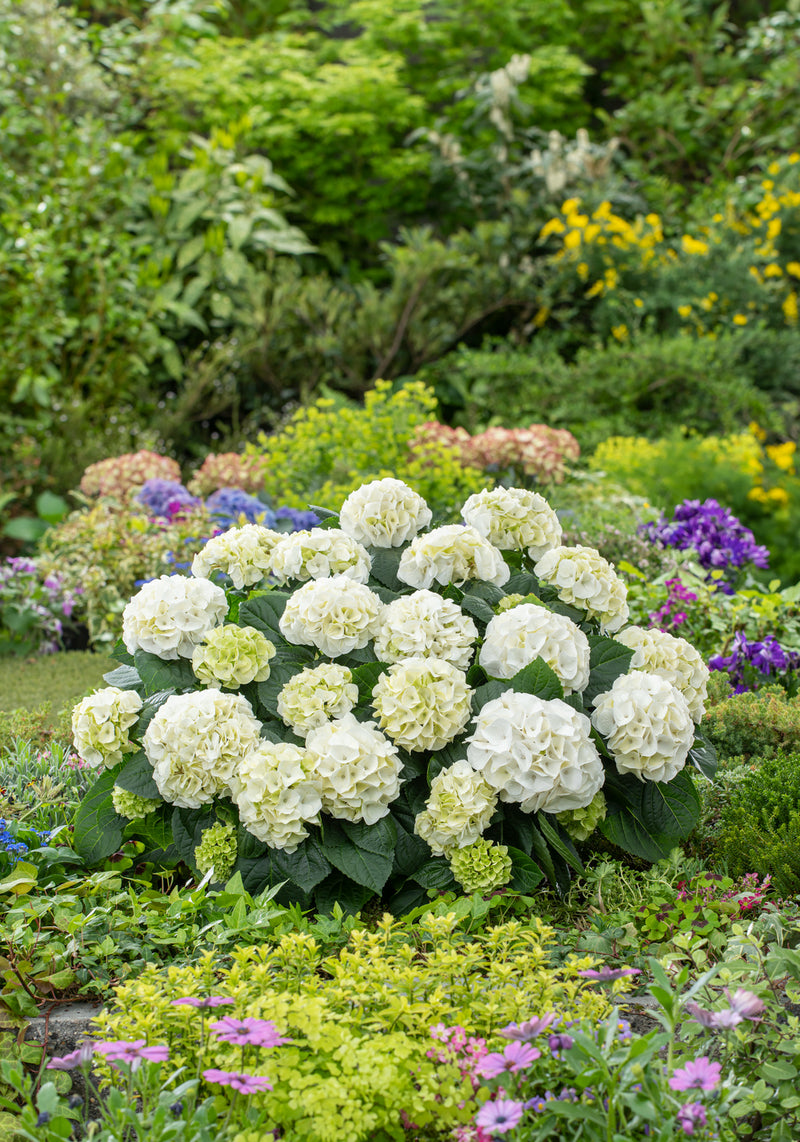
[244,380,490,517]
[92,913,613,1142]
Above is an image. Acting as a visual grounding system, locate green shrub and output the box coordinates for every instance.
[417,333,769,450]
[92,913,610,1142]
[702,686,800,764]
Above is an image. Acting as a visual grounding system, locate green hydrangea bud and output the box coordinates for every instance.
[449,838,512,894]
[556,789,607,842]
[192,624,276,688]
[496,593,525,613]
[194,822,237,881]
[112,785,160,820]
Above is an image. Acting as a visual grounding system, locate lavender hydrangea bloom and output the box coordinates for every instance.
[640,499,769,586]
[136,480,201,519]
[205,488,277,528]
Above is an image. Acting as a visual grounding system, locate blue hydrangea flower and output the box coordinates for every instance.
[136,479,201,519]
[204,488,277,528]
[275,506,320,531]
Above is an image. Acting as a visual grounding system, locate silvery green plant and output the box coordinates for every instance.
[70,479,716,913]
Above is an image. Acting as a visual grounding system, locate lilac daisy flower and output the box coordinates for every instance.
[46,1043,94,1070]
[724,989,764,1021]
[677,1102,708,1135]
[578,966,641,983]
[500,1014,558,1041]
[171,996,235,1009]
[209,1017,292,1048]
[548,1033,574,1055]
[475,1099,525,1134]
[202,1069,273,1094]
[478,1041,541,1078]
[669,1057,721,1093]
[94,1040,170,1066]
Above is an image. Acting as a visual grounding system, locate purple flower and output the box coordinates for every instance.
[685,1001,723,1030]
[205,489,276,528]
[478,1041,541,1078]
[202,1069,273,1094]
[724,988,764,1021]
[500,1014,558,1041]
[171,996,235,1009]
[94,1040,170,1067]
[677,1102,708,1135]
[474,1099,526,1134]
[641,499,769,580]
[275,506,320,531]
[669,1056,721,1093]
[524,1096,549,1113]
[209,1017,291,1049]
[548,1033,574,1055]
[46,1043,94,1070]
[709,632,800,692]
[578,966,641,982]
[136,480,200,519]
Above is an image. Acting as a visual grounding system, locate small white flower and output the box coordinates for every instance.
[229,741,322,852]
[338,478,432,548]
[479,603,590,694]
[615,626,709,722]
[191,524,283,589]
[122,575,228,659]
[305,713,403,825]
[414,760,497,856]
[71,687,143,769]
[374,590,477,671]
[268,528,371,585]
[279,576,383,658]
[534,545,629,633]
[467,690,604,814]
[277,664,358,735]
[397,525,510,590]
[143,689,262,808]
[462,486,562,559]
[372,658,473,752]
[591,671,695,783]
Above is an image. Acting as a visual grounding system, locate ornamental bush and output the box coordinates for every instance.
[70,478,715,911]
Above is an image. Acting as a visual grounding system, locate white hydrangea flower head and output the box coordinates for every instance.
[191,524,283,589]
[143,689,262,808]
[479,603,590,694]
[397,525,510,590]
[414,760,497,856]
[71,687,143,769]
[373,590,478,671]
[615,625,709,722]
[276,663,358,735]
[305,713,403,825]
[533,544,629,633]
[122,575,228,659]
[591,671,695,784]
[371,657,473,752]
[192,624,276,688]
[268,528,371,585]
[229,741,322,852]
[461,486,563,560]
[279,576,383,657]
[467,690,604,814]
[338,478,432,548]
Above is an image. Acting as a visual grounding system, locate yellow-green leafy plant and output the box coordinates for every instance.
[91,913,613,1142]
[244,380,490,517]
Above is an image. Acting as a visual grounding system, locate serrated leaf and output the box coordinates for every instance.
[507,846,545,893]
[599,775,679,862]
[269,838,331,894]
[255,663,303,720]
[640,771,700,837]
[412,858,457,890]
[688,730,718,781]
[114,750,159,799]
[314,872,374,916]
[584,636,634,703]
[73,769,123,864]
[504,573,540,596]
[475,678,509,710]
[228,216,252,251]
[320,818,392,892]
[110,641,135,666]
[460,595,496,625]
[341,815,397,859]
[238,592,292,641]
[135,690,176,739]
[392,820,430,877]
[102,664,142,690]
[368,547,405,591]
[428,741,467,784]
[509,657,564,701]
[133,651,195,697]
[352,662,389,705]
[176,234,205,270]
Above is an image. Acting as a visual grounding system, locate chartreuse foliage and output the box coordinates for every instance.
[91,914,611,1142]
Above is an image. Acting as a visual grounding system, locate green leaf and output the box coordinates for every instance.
[35,491,68,524]
[177,234,205,270]
[125,807,174,857]
[73,769,124,864]
[319,818,393,892]
[228,216,253,251]
[114,750,159,799]
[135,690,177,739]
[368,547,405,591]
[584,636,634,703]
[111,640,135,666]
[103,664,142,691]
[688,730,718,781]
[475,678,509,710]
[507,846,545,893]
[412,858,457,891]
[463,581,507,606]
[640,771,700,838]
[239,592,291,641]
[509,657,564,701]
[504,573,540,596]
[255,664,303,720]
[460,595,496,625]
[314,872,373,916]
[599,774,679,862]
[269,838,331,894]
[391,820,430,877]
[538,813,584,873]
[133,651,195,696]
[352,662,388,705]
[428,742,467,783]
[171,808,216,870]
[341,816,397,860]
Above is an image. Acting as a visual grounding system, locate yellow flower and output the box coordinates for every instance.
[786,262,800,278]
[567,213,589,229]
[783,291,799,326]
[585,280,604,298]
[561,197,581,214]
[712,213,723,223]
[767,218,782,240]
[764,263,783,278]
[768,161,781,176]
[564,230,582,250]
[733,314,748,326]
[611,324,629,342]
[749,266,763,282]
[681,235,709,256]
[533,306,550,328]
[604,267,618,290]
[577,261,589,280]
[540,218,566,239]
[761,179,774,191]
[790,153,800,164]
[766,441,796,473]
[749,422,767,442]
[592,201,612,220]
[633,298,644,308]
[584,223,601,243]
[677,304,692,318]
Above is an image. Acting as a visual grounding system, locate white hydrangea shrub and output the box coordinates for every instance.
[279,576,383,657]
[591,671,695,783]
[191,624,276,688]
[305,713,403,825]
[414,760,498,856]
[615,625,709,722]
[479,603,590,694]
[191,524,283,589]
[268,528,371,585]
[71,687,143,769]
[338,478,432,548]
[229,741,322,852]
[122,575,228,659]
[397,524,510,590]
[276,663,359,735]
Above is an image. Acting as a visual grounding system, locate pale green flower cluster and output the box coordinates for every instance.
[397,524,510,590]
[194,822,238,881]
[414,760,497,856]
[534,544,629,633]
[556,789,607,842]
[229,742,322,852]
[72,686,143,769]
[462,486,562,560]
[616,625,709,723]
[122,575,228,659]
[373,590,477,671]
[591,672,694,783]
[111,786,160,820]
[305,713,403,825]
[192,624,276,688]
[449,838,513,894]
[338,478,432,548]
[479,603,590,694]
[276,664,358,735]
[279,576,383,657]
[371,658,473,753]
[143,689,262,808]
[192,524,283,589]
[268,528,371,585]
